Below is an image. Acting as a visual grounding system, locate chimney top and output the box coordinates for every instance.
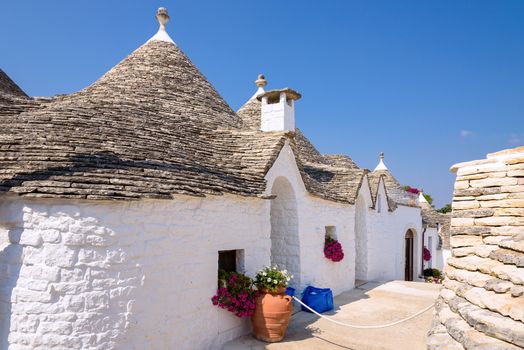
[257,88,301,103]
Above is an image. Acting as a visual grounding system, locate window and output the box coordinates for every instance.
[325,226,337,240]
[218,250,244,273]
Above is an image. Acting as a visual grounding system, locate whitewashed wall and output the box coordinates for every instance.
[354,176,373,282]
[0,193,271,350]
[265,142,355,296]
[365,179,423,281]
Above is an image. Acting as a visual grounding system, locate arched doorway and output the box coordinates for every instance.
[270,177,300,289]
[404,230,415,281]
[354,194,367,284]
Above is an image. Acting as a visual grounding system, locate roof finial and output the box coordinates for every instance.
[148,7,175,45]
[156,7,170,31]
[250,74,267,100]
[374,151,388,171]
[255,74,267,88]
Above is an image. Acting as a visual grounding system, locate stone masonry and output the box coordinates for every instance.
[427,146,524,349]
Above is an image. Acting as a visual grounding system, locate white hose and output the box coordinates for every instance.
[292,296,435,329]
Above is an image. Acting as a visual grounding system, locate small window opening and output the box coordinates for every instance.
[218,249,244,273]
[325,226,337,240]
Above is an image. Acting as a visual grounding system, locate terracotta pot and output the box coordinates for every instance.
[251,287,293,342]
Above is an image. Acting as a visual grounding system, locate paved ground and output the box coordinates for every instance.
[223,281,440,350]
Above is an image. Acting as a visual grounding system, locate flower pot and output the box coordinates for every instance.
[251,287,293,342]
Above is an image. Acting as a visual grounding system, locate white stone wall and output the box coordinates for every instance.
[0,194,271,350]
[366,179,423,281]
[354,177,373,281]
[265,142,356,296]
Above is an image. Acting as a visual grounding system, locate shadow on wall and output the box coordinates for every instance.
[0,206,24,349]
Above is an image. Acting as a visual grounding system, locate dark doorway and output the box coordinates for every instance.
[404,230,414,281]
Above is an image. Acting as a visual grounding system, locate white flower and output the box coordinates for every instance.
[290,275,294,279]
[267,278,272,283]
[286,277,290,281]
[273,280,277,284]
[282,269,287,274]
[262,272,267,276]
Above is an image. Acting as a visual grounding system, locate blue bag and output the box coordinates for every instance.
[285,287,296,297]
[301,286,334,313]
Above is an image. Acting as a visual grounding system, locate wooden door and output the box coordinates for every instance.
[405,230,414,281]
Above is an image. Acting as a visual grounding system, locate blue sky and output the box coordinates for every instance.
[1,1,523,207]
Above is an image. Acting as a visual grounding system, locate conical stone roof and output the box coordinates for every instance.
[0,69,28,99]
[0,16,289,200]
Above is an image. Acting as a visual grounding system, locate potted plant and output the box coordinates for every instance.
[423,268,443,284]
[251,266,293,342]
[211,269,258,318]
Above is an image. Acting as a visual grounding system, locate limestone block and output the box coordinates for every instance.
[454,181,469,190]
[455,187,501,197]
[19,230,43,247]
[477,193,510,201]
[20,265,60,282]
[38,321,73,336]
[491,265,524,285]
[43,245,78,268]
[484,279,514,293]
[489,248,524,267]
[452,201,480,210]
[501,185,524,193]
[475,217,524,226]
[491,226,524,236]
[507,169,524,177]
[480,200,524,208]
[453,196,477,201]
[84,291,109,311]
[13,288,54,303]
[446,267,492,288]
[452,209,494,219]
[475,245,499,258]
[40,229,61,244]
[456,174,488,181]
[451,235,483,248]
[62,233,85,246]
[453,247,477,257]
[511,286,524,297]
[494,208,524,217]
[450,226,491,236]
[470,178,517,188]
[451,218,475,227]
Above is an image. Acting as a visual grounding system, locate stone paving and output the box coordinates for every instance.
[224,280,441,350]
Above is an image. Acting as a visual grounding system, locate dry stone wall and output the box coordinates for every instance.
[427,146,524,349]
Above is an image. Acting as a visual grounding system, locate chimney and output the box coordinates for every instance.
[257,88,301,132]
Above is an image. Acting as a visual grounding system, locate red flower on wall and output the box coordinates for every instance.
[324,237,344,262]
[423,246,431,261]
